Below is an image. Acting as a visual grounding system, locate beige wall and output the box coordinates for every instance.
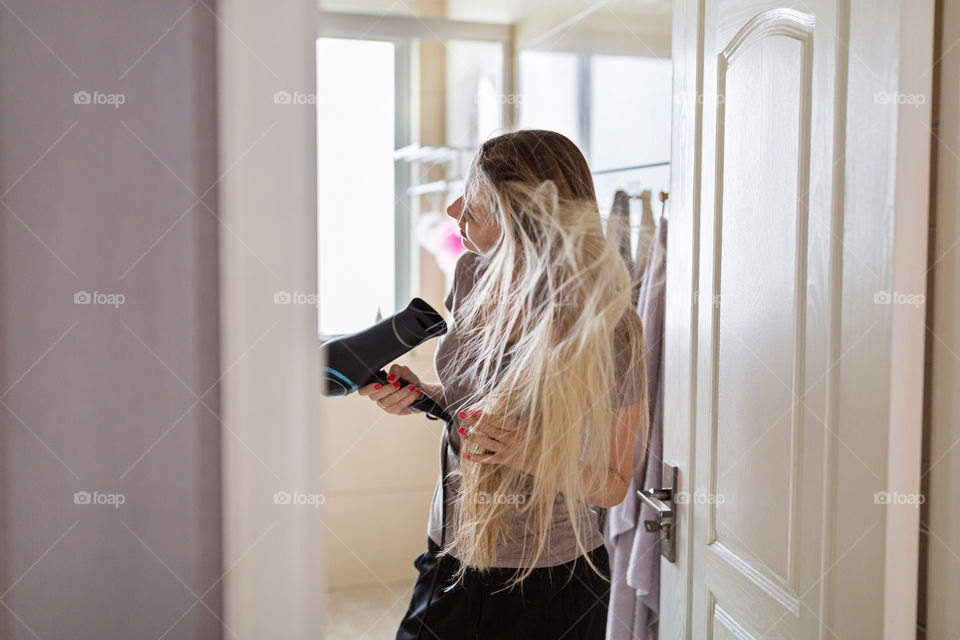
[321,343,447,588]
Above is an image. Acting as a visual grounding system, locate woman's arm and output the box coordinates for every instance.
[581,402,644,508]
[458,402,644,507]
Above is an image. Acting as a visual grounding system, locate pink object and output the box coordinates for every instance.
[416,212,466,278]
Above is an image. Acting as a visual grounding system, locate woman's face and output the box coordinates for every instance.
[446,194,499,255]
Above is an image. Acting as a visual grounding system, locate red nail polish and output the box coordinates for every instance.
[468,410,477,417]
[411,386,419,393]
[457,411,467,419]
[387,374,397,382]
[458,426,467,435]
[393,381,401,388]
[373,383,382,390]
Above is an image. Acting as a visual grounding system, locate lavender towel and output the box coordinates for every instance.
[604,218,667,640]
[609,190,643,308]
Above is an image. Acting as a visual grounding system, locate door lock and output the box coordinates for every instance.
[637,462,678,562]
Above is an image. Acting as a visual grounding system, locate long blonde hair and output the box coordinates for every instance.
[441,129,654,591]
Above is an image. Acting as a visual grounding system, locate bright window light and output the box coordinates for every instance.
[317,37,395,337]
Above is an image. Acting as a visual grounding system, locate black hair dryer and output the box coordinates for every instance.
[319,298,452,423]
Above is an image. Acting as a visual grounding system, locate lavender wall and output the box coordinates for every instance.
[0,1,222,637]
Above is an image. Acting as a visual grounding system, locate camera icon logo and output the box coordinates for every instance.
[274,291,292,304]
[874,291,891,305]
[274,491,292,505]
[74,491,91,504]
[74,91,91,105]
[274,91,292,105]
[874,491,890,504]
[74,291,92,304]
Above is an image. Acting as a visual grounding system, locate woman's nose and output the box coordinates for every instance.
[446,196,463,220]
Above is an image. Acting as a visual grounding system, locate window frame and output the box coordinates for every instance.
[317,11,515,341]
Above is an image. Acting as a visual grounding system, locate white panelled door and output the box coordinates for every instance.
[661,1,931,639]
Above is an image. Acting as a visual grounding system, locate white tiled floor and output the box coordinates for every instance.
[324,580,416,640]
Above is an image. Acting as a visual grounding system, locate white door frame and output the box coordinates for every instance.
[217,0,325,636]
[926,0,960,635]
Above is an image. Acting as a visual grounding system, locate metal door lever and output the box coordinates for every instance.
[637,462,678,562]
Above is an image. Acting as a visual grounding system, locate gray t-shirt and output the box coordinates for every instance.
[428,250,644,568]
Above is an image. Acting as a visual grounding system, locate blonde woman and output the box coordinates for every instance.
[360,129,651,640]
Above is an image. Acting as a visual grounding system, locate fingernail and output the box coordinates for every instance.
[458,426,467,435]
[409,385,418,393]
[387,374,397,382]
[468,409,477,417]
[457,411,467,419]
[393,381,402,388]
[464,454,472,460]
[373,383,382,390]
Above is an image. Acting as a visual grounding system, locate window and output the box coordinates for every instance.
[518,51,582,149]
[589,54,672,215]
[317,37,396,337]
[317,19,508,340]
[518,50,671,220]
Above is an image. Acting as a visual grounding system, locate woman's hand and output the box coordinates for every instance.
[357,363,422,416]
[457,410,539,477]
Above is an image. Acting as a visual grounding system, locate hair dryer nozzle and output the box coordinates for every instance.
[319,298,447,397]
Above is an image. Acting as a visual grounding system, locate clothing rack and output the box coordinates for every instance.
[615,189,670,220]
[594,160,670,220]
[591,160,670,176]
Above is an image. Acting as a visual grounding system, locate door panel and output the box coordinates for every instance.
[714,14,809,588]
[698,6,825,638]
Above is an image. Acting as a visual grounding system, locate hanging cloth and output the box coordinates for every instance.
[608,190,644,308]
[604,217,668,640]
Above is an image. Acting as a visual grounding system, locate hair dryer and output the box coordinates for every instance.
[320,298,452,423]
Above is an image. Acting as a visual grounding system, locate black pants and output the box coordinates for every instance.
[396,537,611,640]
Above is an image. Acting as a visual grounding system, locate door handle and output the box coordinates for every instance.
[637,462,678,562]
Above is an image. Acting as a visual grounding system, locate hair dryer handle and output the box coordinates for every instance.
[373,370,453,423]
